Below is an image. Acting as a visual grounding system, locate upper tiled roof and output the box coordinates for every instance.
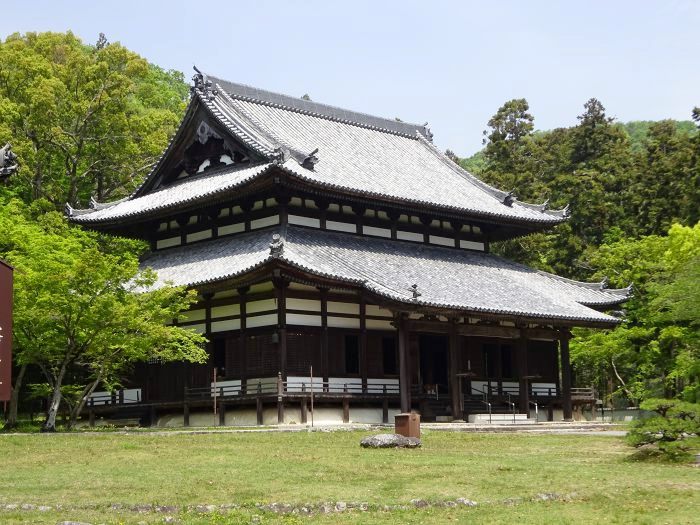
[69,73,567,226]
[140,225,628,326]
[68,162,273,223]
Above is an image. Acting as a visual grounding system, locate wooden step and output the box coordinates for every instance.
[468,413,536,424]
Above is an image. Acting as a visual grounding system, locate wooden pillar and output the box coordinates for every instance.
[319,287,329,385]
[274,277,289,380]
[360,299,368,393]
[88,409,95,428]
[239,286,249,394]
[448,320,461,420]
[183,386,190,427]
[560,329,573,421]
[397,314,411,413]
[219,402,226,426]
[256,397,264,425]
[277,371,285,424]
[300,397,308,424]
[517,326,529,414]
[382,398,389,424]
[342,397,350,423]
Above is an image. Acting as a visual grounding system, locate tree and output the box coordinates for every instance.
[0,31,187,207]
[0,199,208,430]
[481,98,536,193]
[571,224,700,405]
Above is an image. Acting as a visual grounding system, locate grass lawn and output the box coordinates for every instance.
[1,429,698,524]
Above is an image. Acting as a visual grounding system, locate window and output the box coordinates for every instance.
[344,335,360,374]
[382,336,397,375]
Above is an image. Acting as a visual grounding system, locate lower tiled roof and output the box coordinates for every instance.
[141,226,628,326]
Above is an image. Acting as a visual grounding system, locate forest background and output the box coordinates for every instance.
[0,32,697,429]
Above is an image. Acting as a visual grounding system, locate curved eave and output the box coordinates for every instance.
[68,162,567,231]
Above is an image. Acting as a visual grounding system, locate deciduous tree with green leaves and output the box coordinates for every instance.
[0,31,187,207]
[1,199,207,431]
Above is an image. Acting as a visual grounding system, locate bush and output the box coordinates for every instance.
[627,398,700,461]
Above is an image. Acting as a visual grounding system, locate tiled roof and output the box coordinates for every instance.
[68,162,273,223]
[69,74,566,226]
[140,226,628,326]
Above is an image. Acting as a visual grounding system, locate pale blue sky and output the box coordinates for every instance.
[2,0,698,156]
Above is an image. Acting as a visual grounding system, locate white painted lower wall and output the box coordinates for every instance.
[157,406,402,427]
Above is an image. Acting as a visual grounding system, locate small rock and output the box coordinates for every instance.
[132,504,153,513]
[163,517,177,524]
[335,501,347,511]
[57,522,93,525]
[456,497,478,507]
[411,499,429,508]
[37,505,52,512]
[20,504,36,511]
[441,501,458,508]
[4,504,18,510]
[319,503,334,514]
[360,433,421,448]
[534,492,561,501]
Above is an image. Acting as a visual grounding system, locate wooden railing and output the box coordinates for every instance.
[184,376,401,403]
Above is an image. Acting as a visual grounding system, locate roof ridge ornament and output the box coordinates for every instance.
[301,148,319,170]
[422,122,434,142]
[191,66,216,100]
[269,233,284,257]
[409,283,421,301]
[0,143,19,181]
[503,190,516,207]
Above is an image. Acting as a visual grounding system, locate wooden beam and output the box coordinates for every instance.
[560,329,573,421]
[398,314,411,413]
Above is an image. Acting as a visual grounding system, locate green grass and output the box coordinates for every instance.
[1,430,698,524]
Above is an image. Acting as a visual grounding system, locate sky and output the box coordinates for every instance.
[1,0,698,156]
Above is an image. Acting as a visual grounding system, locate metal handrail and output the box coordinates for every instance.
[529,400,539,422]
[506,393,516,423]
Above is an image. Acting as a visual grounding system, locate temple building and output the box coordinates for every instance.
[67,71,629,426]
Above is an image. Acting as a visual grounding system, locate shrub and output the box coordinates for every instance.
[627,398,700,461]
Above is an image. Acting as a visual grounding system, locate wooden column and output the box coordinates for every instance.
[238,286,249,394]
[517,326,529,414]
[274,277,289,380]
[397,314,411,413]
[560,329,573,421]
[319,287,329,386]
[448,320,461,420]
[360,299,368,393]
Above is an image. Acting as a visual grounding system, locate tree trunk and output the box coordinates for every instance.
[3,363,27,430]
[68,376,101,429]
[42,364,67,432]
[611,358,635,405]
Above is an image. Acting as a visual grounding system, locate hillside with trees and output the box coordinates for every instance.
[456,98,699,405]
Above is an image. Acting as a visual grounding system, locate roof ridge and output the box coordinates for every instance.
[415,133,569,221]
[207,75,432,141]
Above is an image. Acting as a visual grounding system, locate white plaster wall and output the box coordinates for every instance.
[157,407,400,427]
[156,236,181,249]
